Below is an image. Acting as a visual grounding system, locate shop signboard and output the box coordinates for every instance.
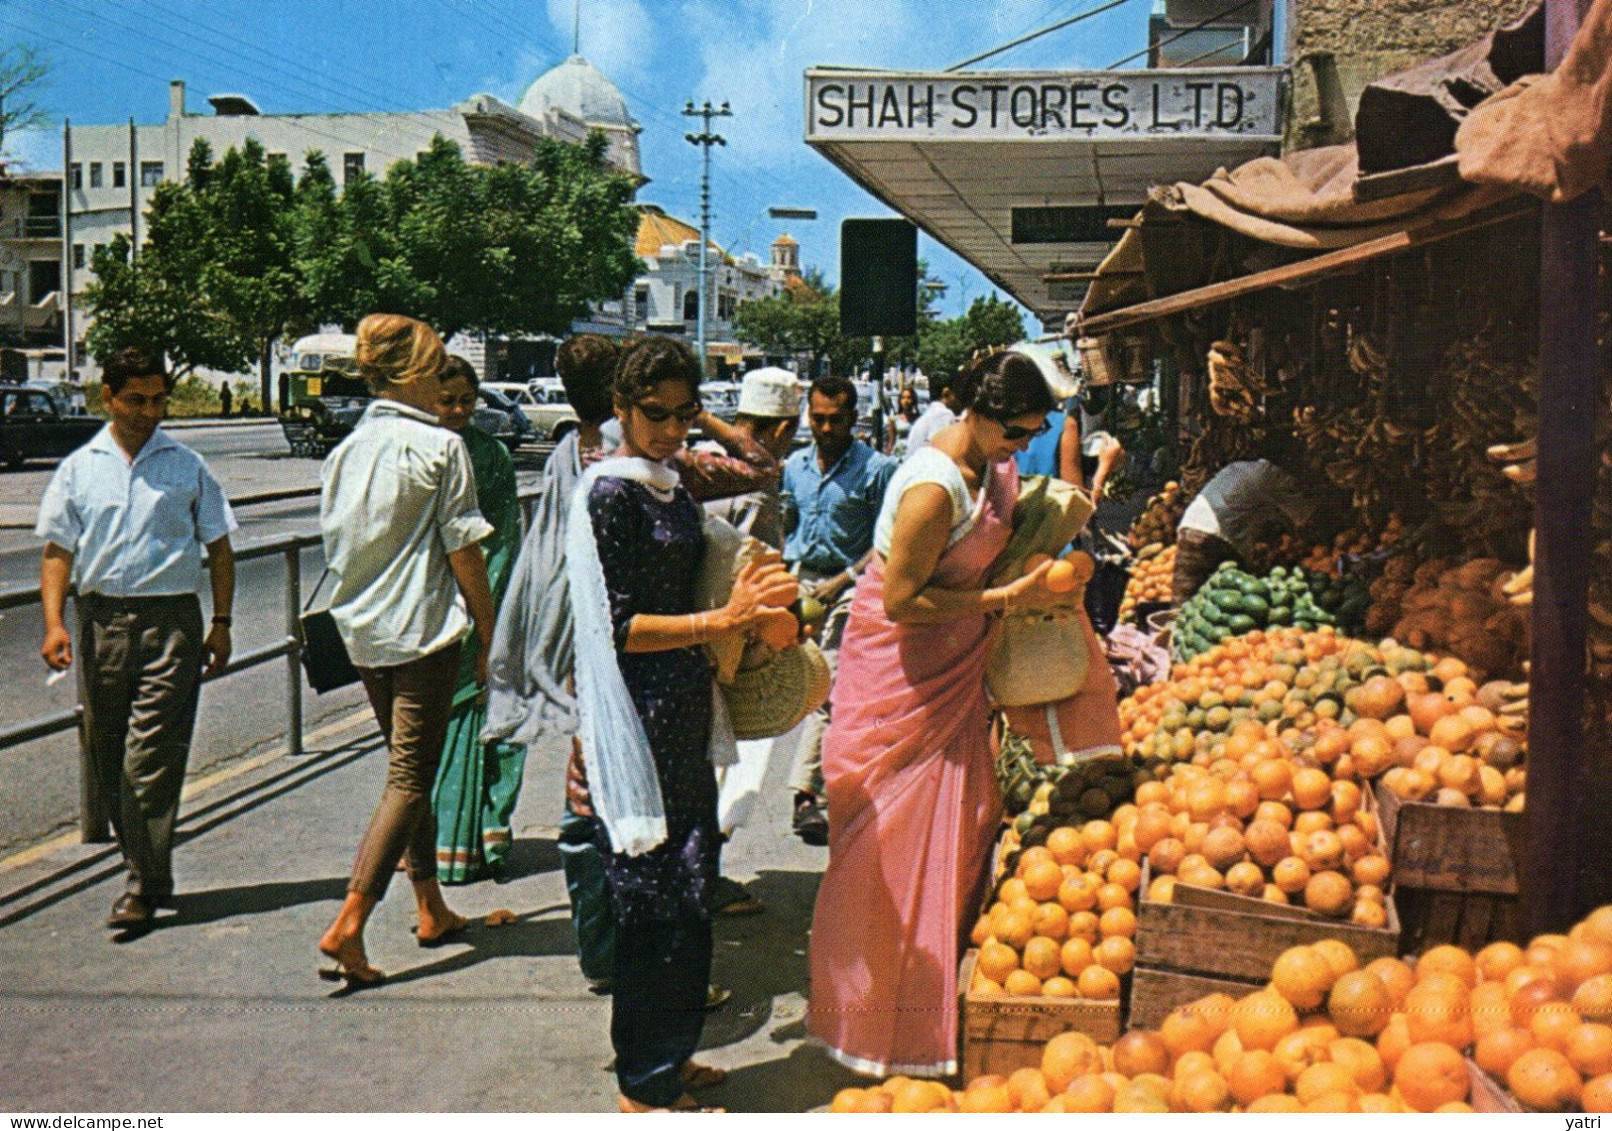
[805,68,1283,142]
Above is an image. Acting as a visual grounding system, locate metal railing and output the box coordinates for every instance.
[6,216,62,239]
[0,532,317,842]
[0,486,543,845]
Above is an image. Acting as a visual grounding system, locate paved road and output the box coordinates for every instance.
[0,694,857,1112]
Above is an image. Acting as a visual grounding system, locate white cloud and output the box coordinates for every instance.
[4,126,60,174]
[547,0,657,77]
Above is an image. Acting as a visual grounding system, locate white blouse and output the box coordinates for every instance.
[874,446,986,557]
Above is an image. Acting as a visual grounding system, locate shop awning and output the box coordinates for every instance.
[804,67,1284,323]
[1078,0,1612,331]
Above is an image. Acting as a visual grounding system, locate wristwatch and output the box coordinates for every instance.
[212,615,233,626]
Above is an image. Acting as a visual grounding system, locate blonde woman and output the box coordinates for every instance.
[316,314,497,986]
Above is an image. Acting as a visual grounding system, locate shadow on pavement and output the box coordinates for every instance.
[376,902,580,988]
[168,877,351,927]
[488,834,562,883]
[702,866,823,1048]
[716,1044,866,1114]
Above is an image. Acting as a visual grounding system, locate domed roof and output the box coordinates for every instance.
[519,55,638,131]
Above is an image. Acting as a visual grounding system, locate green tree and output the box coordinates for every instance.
[90,131,641,394]
[0,46,49,161]
[202,139,306,407]
[83,168,245,378]
[329,133,640,339]
[915,294,1028,380]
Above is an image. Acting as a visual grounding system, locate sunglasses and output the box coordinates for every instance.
[634,400,702,425]
[1000,419,1053,441]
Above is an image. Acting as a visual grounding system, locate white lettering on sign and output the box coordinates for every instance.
[804,69,1283,141]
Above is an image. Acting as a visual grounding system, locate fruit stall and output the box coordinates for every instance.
[815,0,1612,1111]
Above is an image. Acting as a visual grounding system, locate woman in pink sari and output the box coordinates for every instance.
[807,352,1082,1077]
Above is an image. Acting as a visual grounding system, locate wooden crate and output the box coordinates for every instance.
[1127,963,1263,1030]
[1136,861,1401,982]
[1468,1059,1524,1113]
[1395,886,1524,953]
[1374,780,1524,895]
[958,950,1122,1079]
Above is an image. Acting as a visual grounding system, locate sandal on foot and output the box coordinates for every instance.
[704,984,732,1011]
[317,940,385,988]
[414,912,470,948]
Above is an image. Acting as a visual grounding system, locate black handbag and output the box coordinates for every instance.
[298,570,360,693]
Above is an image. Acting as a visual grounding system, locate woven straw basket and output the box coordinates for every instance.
[722,640,831,740]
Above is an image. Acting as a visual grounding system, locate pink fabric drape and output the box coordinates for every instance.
[806,458,1018,1077]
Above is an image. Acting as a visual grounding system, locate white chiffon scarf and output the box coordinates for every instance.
[567,456,736,856]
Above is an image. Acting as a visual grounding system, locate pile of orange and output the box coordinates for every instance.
[1365,667,1527,810]
[1125,734,1392,926]
[1120,544,1176,623]
[1119,626,1526,812]
[968,823,1139,1000]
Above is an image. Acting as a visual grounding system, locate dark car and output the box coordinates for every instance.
[476,385,531,450]
[0,384,102,468]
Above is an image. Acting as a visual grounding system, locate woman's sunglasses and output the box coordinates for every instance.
[634,400,703,425]
[999,419,1053,441]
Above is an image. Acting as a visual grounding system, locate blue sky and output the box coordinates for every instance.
[2,0,1152,320]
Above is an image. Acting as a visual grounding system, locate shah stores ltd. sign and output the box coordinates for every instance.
[805,68,1283,141]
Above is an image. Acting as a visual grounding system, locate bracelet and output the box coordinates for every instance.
[212,615,233,626]
[693,612,708,641]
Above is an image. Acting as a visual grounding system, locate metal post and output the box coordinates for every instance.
[1523,0,1605,934]
[128,117,139,261]
[60,120,73,373]
[284,545,304,758]
[683,99,731,378]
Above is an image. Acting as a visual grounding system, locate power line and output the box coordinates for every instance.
[0,17,432,171]
[45,0,419,118]
[112,0,424,115]
[947,0,1137,71]
[1105,0,1262,69]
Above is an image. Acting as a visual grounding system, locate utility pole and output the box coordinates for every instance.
[682,98,730,379]
[61,120,74,380]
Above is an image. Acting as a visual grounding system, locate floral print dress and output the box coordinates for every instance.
[586,475,720,924]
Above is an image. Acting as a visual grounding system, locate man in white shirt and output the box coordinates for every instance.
[37,347,237,931]
[903,367,964,453]
[1173,457,1317,601]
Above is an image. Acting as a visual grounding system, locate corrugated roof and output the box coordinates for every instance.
[636,205,729,262]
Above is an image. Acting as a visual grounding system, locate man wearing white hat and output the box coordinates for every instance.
[702,366,801,550]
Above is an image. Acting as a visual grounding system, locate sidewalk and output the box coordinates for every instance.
[0,706,858,1112]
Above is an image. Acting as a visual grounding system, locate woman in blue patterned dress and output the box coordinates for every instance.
[569,336,795,1112]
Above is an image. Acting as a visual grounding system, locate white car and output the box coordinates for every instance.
[485,381,579,441]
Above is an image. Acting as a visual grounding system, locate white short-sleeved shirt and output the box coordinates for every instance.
[1179,459,1315,557]
[320,400,494,669]
[35,425,237,598]
[903,400,957,453]
[874,446,984,557]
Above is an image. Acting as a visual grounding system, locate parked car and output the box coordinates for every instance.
[476,385,531,450]
[0,384,103,468]
[487,380,578,442]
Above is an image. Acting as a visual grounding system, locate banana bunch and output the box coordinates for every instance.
[1181,417,1264,495]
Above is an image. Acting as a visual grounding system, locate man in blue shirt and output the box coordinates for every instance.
[36,348,237,931]
[780,375,896,845]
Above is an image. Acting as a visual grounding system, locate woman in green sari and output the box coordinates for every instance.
[431,356,526,883]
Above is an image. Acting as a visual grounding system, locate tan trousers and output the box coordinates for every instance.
[78,594,204,901]
[349,643,461,898]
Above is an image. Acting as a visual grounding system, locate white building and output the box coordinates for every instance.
[7,59,643,369]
